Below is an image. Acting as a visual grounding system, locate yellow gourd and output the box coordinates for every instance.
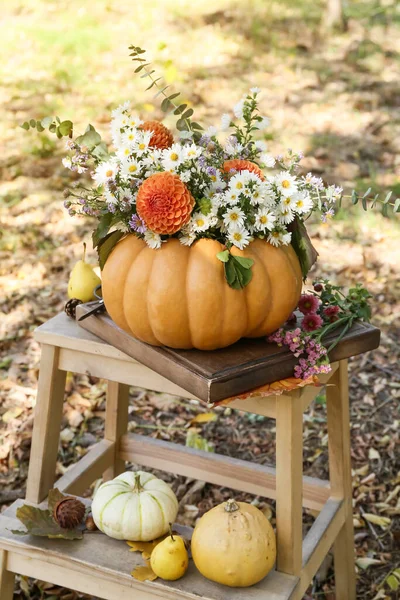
[101,235,302,350]
[191,499,276,587]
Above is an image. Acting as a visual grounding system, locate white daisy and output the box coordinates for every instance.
[277,206,295,225]
[275,172,298,197]
[228,225,252,249]
[179,170,191,183]
[126,115,143,129]
[223,207,246,229]
[229,172,248,193]
[206,125,218,137]
[267,230,284,247]
[120,159,141,179]
[179,230,196,246]
[116,145,133,161]
[93,161,118,187]
[121,129,138,146]
[209,171,226,191]
[255,140,268,152]
[226,189,240,205]
[260,153,276,168]
[161,143,185,171]
[220,113,231,131]
[281,231,292,245]
[250,86,261,94]
[104,187,117,205]
[183,143,202,161]
[293,193,313,214]
[191,212,213,233]
[119,188,135,204]
[144,230,162,250]
[134,131,152,156]
[233,98,245,119]
[254,208,276,232]
[280,194,298,210]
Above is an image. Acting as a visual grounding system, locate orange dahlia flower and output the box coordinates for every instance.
[136,172,195,235]
[222,159,265,180]
[139,121,174,150]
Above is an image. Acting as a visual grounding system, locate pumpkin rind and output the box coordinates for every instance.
[191,500,276,587]
[91,471,178,541]
[102,235,302,350]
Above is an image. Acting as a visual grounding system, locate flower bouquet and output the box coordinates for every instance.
[22,46,395,363]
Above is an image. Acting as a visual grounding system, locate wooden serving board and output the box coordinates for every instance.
[76,303,380,404]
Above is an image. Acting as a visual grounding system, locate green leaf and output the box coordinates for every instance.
[223,254,253,289]
[21,122,30,130]
[92,213,114,248]
[58,120,73,137]
[29,119,36,127]
[98,230,125,270]
[216,250,230,263]
[362,196,368,211]
[384,191,392,204]
[91,142,109,160]
[35,121,45,132]
[232,255,254,269]
[176,118,188,131]
[190,122,204,130]
[13,500,83,540]
[288,217,319,280]
[351,190,359,205]
[181,108,194,120]
[75,124,101,148]
[394,198,400,213]
[386,575,399,591]
[382,203,389,217]
[174,104,187,115]
[161,97,173,112]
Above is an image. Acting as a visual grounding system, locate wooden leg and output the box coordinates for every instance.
[0,550,15,600]
[26,345,66,503]
[327,360,357,600]
[276,394,303,576]
[103,381,130,481]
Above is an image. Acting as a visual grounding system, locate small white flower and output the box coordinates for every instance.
[250,86,261,94]
[116,145,133,161]
[229,172,248,193]
[179,230,196,246]
[220,113,231,131]
[293,192,313,214]
[267,230,284,247]
[77,165,87,174]
[62,156,72,169]
[179,170,191,183]
[255,116,270,130]
[191,212,212,233]
[260,153,276,168]
[93,161,118,186]
[223,207,246,229]
[184,143,202,161]
[161,143,185,171]
[233,98,245,119]
[206,125,218,137]
[281,231,292,245]
[277,206,295,224]
[121,129,138,146]
[274,171,298,197]
[144,230,162,249]
[228,225,252,249]
[325,185,342,204]
[111,101,131,118]
[226,189,240,205]
[126,115,143,129]
[119,188,135,204]
[255,140,268,152]
[209,171,226,191]
[120,159,141,179]
[134,131,152,156]
[280,194,298,210]
[104,187,117,205]
[254,208,276,232]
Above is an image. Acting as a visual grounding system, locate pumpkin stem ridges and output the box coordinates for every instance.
[224,499,240,513]
[133,472,144,492]
[169,522,175,542]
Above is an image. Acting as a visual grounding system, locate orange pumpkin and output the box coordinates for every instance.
[101,235,302,350]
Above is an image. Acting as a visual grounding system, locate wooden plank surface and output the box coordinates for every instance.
[0,503,299,600]
[119,433,330,511]
[75,304,380,403]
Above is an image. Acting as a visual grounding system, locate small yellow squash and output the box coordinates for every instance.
[191,499,276,587]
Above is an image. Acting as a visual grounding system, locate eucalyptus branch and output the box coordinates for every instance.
[341,189,400,216]
[129,45,203,140]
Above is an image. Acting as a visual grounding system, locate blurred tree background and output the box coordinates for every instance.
[0,1,399,599]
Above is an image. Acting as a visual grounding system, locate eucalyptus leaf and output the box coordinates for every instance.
[21,122,30,130]
[232,255,254,269]
[98,230,125,269]
[58,120,73,137]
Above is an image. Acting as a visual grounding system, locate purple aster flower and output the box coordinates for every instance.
[129,214,147,234]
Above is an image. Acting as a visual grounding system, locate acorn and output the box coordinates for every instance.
[53,497,86,529]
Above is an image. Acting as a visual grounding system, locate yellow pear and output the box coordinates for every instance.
[150,531,189,581]
[68,243,101,303]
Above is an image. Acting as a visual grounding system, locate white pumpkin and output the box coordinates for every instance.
[91,471,178,541]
